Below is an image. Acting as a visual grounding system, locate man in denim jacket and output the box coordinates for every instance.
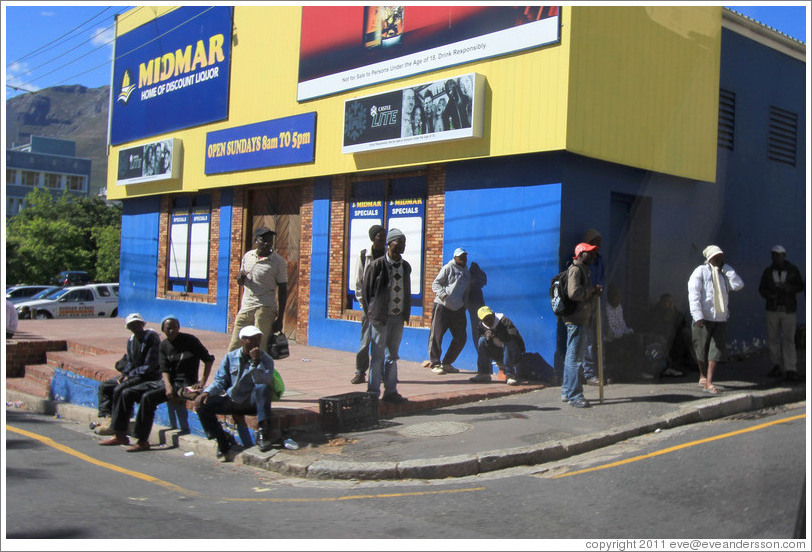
[195,325,275,457]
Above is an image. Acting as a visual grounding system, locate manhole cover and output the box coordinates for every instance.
[398,421,472,438]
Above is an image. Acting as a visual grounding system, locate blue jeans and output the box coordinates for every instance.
[562,323,587,403]
[368,315,404,397]
[196,384,273,443]
[476,336,521,377]
[581,326,597,379]
[355,312,371,376]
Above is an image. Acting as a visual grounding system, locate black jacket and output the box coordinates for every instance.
[476,314,526,353]
[361,254,412,325]
[758,261,805,313]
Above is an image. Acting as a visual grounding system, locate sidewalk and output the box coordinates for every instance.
[5,318,807,480]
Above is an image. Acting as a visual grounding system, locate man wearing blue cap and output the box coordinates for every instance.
[361,228,410,404]
[428,247,471,374]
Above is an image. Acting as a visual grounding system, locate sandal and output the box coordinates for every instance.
[703,384,720,395]
[698,378,707,387]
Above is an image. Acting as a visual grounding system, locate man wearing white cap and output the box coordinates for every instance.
[758,245,805,382]
[428,247,471,374]
[194,325,276,456]
[687,245,744,394]
[95,313,162,443]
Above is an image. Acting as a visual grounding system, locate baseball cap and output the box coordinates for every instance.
[477,306,494,320]
[254,227,276,239]
[573,242,598,259]
[453,247,467,258]
[125,313,145,327]
[771,245,786,254]
[239,325,263,339]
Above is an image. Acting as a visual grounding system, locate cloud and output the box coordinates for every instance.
[90,26,115,48]
[6,62,41,93]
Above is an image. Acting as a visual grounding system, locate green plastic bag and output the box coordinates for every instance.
[272,369,285,401]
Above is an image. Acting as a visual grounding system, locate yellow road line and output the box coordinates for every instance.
[553,413,806,479]
[6,424,485,502]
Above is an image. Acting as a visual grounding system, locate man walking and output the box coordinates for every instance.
[428,247,471,375]
[195,325,276,457]
[361,228,410,404]
[352,224,387,384]
[469,306,526,385]
[688,245,744,394]
[561,243,603,408]
[581,228,606,386]
[229,227,288,353]
[758,245,804,382]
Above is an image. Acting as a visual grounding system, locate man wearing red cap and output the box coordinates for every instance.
[560,243,603,408]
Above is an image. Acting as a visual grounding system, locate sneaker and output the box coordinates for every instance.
[431,365,447,375]
[585,377,603,386]
[256,427,274,453]
[98,434,130,446]
[506,378,519,386]
[661,367,684,377]
[125,439,150,453]
[569,398,591,408]
[469,373,492,383]
[381,392,409,404]
[351,373,365,385]
[441,364,460,373]
[784,371,800,383]
[216,433,238,459]
[767,365,782,378]
[95,425,116,436]
[561,396,569,403]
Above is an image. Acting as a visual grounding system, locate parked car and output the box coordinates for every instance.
[53,271,92,286]
[6,285,55,304]
[16,284,119,320]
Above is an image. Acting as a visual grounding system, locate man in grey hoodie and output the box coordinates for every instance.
[428,247,471,374]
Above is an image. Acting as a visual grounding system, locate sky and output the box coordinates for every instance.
[2,3,809,101]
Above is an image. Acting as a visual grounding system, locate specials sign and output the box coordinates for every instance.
[110,6,233,145]
[116,138,182,185]
[342,73,485,154]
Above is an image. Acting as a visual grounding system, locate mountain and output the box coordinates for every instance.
[6,85,110,196]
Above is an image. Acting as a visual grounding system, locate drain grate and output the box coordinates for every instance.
[398,421,472,438]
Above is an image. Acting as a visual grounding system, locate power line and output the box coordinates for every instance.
[7,7,111,66]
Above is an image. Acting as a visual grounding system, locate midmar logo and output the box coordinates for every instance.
[117,69,136,105]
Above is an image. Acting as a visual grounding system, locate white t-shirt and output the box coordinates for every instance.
[239,249,288,312]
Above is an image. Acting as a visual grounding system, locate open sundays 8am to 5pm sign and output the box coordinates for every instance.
[110,6,233,145]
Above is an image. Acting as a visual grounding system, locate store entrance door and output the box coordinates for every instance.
[248,185,301,341]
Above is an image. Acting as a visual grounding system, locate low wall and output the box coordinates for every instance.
[5,340,67,377]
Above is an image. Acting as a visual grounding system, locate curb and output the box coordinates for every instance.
[6,387,805,480]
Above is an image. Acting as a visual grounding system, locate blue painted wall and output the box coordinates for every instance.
[118,190,234,332]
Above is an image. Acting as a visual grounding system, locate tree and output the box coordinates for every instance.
[5,188,122,285]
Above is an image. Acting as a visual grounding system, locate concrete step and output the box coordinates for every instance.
[6,377,51,400]
[21,363,56,388]
[46,350,121,382]
[66,340,121,356]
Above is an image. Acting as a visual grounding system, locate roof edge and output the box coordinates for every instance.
[722,8,806,62]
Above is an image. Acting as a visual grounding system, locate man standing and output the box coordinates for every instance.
[758,245,804,382]
[352,224,387,384]
[561,243,603,408]
[581,228,606,386]
[469,306,526,385]
[96,313,162,443]
[361,228,410,404]
[195,325,276,456]
[428,247,471,375]
[229,227,288,353]
[688,245,744,394]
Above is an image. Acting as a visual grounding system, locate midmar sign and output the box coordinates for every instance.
[110,6,233,145]
[342,73,484,154]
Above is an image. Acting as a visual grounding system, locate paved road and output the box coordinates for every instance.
[5,405,806,541]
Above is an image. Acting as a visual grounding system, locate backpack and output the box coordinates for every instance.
[550,265,577,317]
